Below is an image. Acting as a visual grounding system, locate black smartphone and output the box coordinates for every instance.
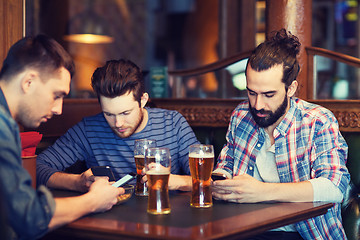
[91,166,116,182]
[211,173,227,181]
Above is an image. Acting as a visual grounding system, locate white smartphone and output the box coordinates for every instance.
[112,172,136,188]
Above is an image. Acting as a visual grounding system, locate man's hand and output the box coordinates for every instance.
[87,178,124,213]
[76,168,95,192]
[49,178,125,229]
[168,174,192,191]
[212,174,268,203]
[47,169,95,192]
[142,174,192,191]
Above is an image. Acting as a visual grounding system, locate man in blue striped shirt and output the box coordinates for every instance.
[37,59,198,192]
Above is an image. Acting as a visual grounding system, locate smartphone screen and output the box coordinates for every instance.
[112,172,136,188]
[91,166,116,181]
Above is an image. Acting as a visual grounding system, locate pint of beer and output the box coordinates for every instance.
[189,144,214,208]
[145,147,171,215]
[134,139,156,196]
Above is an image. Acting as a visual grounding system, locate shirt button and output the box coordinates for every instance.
[249,166,253,171]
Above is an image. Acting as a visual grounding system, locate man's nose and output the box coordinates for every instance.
[52,99,63,115]
[115,116,125,127]
[254,95,265,110]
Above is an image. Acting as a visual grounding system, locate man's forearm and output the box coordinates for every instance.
[263,181,314,202]
[48,194,95,230]
[48,178,122,230]
[47,172,83,192]
[212,174,314,203]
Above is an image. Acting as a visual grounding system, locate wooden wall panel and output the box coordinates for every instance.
[219,0,256,58]
[0,0,23,64]
[32,98,360,146]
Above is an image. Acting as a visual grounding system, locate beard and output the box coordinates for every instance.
[114,110,144,138]
[249,95,288,128]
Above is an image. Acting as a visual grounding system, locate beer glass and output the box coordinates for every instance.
[134,139,156,196]
[189,144,214,208]
[145,147,171,215]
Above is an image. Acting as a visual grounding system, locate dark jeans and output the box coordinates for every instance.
[246,231,303,240]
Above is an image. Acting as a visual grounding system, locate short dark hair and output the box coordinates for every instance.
[246,29,301,89]
[0,35,75,81]
[91,59,144,104]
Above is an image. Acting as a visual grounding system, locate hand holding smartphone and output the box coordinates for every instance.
[91,166,137,188]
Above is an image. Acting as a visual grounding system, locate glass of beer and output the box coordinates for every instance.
[189,144,214,208]
[145,147,171,215]
[134,139,156,196]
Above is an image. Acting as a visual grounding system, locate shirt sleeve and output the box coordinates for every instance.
[36,120,91,186]
[0,113,55,239]
[309,177,343,202]
[311,114,350,198]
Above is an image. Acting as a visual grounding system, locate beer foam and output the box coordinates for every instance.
[189,152,214,158]
[146,168,170,175]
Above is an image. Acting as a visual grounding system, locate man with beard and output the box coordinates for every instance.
[212,29,349,240]
[37,59,198,192]
[0,35,122,240]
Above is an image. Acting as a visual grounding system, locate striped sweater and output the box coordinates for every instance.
[36,108,199,185]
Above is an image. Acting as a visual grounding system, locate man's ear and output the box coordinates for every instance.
[20,71,38,94]
[287,80,298,97]
[140,93,149,108]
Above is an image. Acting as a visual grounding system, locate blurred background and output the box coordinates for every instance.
[25,0,359,100]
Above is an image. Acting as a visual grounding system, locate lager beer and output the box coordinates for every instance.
[189,144,214,208]
[134,139,156,196]
[134,155,147,196]
[147,170,170,214]
[145,147,171,215]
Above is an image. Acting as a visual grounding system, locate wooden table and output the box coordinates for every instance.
[42,189,333,240]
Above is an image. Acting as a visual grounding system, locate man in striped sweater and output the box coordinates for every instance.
[37,59,198,192]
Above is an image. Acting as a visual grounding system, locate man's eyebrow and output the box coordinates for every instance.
[246,87,255,92]
[246,87,276,95]
[103,108,132,115]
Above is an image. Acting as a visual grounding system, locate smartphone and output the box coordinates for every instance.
[112,172,136,188]
[211,173,227,181]
[91,166,116,182]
